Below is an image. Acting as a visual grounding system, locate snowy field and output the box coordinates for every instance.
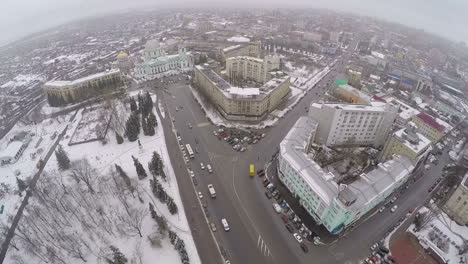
[0,114,71,228]
[68,106,112,145]
[0,74,45,89]
[2,93,200,264]
[408,206,468,263]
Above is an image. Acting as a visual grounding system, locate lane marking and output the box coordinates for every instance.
[197,122,210,127]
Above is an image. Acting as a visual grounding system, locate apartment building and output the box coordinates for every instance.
[309,102,398,148]
[278,116,414,233]
[411,112,447,143]
[225,55,280,84]
[444,173,468,225]
[380,124,431,165]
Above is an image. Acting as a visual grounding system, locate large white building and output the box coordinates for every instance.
[309,102,398,148]
[278,116,414,233]
[0,132,31,166]
[193,65,290,121]
[226,55,280,84]
[135,40,193,76]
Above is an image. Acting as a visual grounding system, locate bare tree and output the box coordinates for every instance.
[71,159,96,194]
[116,206,147,238]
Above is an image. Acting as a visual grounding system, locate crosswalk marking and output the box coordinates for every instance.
[197,122,210,127]
[257,235,271,257]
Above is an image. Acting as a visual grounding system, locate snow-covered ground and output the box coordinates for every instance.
[2,93,200,264]
[43,53,93,65]
[227,36,250,42]
[408,206,468,264]
[0,74,45,89]
[189,65,330,129]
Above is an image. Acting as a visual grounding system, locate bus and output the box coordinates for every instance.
[185,144,195,159]
[249,164,255,177]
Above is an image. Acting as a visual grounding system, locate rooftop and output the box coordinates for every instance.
[416,112,445,132]
[311,101,388,112]
[0,141,23,159]
[45,69,120,87]
[394,126,431,154]
[195,65,289,100]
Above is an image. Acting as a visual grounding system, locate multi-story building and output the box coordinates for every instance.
[225,55,280,84]
[380,124,431,165]
[278,116,414,233]
[43,69,123,105]
[309,102,398,148]
[444,172,468,225]
[221,42,261,63]
[114,52,134,74]
[347,69,362,88]
[134,40,193,76]
[411,112,447,143]
[193,65,290,121]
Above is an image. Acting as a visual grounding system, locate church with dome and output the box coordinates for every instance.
[135,39,193,76]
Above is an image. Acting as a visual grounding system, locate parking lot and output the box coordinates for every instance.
[213,127,266,152]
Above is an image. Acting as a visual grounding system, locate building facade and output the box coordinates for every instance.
[44,69,123,106]
[278,116,414,233]
[134,40,193,76]
[444,173,468,225]
[309,102,398,148]
[194,65,290,120]
[221,42,261,62]
[114,52,134,74]
[380,125,431,165]
[226,55,280,84]
[411,112,446,143]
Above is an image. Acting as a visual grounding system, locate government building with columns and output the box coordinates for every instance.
[135,40,194,76]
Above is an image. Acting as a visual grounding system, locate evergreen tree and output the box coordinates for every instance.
[166,196,178,215]
[114,164,135,194]
[132,155,147,180]
[148,151,164,178]
[125,113,140,142]
[147,111,157,127]
[16,177,27,194]
[141,117,148,136]
[115,132,124,144]
[142,91,153,117]
[137,93,145,115]
[147,121,155,136]
[149,203,168,235]
[150,176,167,202]
[107,246,128,264]
[129,97,137,112]
[55,145,70,170]
[168,230,177,245]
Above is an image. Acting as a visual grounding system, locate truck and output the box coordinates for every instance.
[207,184,216,198]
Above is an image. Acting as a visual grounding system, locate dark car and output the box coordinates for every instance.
[285,224,294,233]
[281,214,289,223]
[193,178,198,186]
[300,243,309,253]
[263,180,270,187]
[204,208,210,217]
[257,168,264,174]
[265,192,272,199]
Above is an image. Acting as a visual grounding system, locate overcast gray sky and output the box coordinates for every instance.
[1,0,467,46]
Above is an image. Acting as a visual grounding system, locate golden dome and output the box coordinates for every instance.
[117,52,128,58]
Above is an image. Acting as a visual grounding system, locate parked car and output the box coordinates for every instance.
[281,214,289,223]
[200,163,205,170]
[265,192,272,199]
[204,208,210,217]
[379,206,385,213]
[257,168,264,175]
[198,192,203,199]
[391,205,398,213]
[273,203,282,213]
[221,218,230,231]
[285,224,294,233]
[293,233,303,243]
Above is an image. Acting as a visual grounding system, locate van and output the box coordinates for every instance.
[221,218,230,231]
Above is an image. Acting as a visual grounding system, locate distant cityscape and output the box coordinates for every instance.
[0,8,467,264]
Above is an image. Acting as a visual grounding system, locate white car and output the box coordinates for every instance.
[177,136,182,141]
[273,203,282,213]
[293,233,303,243]
[200,163,205,170]
[207,164,213,173]
[391,205,398,213]
[221,218,230,231]
[378,206,385,213]
[370,243,379,251]
[189,170,195,177]
[198,192,203,199]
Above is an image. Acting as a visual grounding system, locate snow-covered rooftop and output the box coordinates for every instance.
[394,126,431,154]
[228,87,260,96]
[227,36,250,43]
[223,45,242,53]
[0,141,23,159]
[44,69,120,87]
